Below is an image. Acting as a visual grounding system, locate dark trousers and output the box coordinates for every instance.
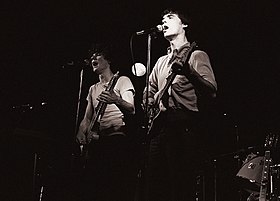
[147,109,201,201]
[80,135,134,201]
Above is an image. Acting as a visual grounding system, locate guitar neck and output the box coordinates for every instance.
[90,101,107,132]
[89,72,120,132]
[156,72,176,105]
[259,150,271,201]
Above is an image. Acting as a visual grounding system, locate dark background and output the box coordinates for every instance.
[1,0,280,200]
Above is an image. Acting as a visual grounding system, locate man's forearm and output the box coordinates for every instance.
[186,70,216,98]
[115,97,135,114]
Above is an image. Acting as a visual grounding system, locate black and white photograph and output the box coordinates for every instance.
[1,0,280,200]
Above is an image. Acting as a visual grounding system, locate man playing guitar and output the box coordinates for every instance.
[76,43,135,201]
[142,8,217,201]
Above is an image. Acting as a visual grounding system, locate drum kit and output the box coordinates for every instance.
[236,154,280,201]
[236,134,280,201]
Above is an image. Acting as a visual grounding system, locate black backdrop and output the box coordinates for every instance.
[1,0,280,200]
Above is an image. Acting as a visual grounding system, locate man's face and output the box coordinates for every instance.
[91,53,110,74]
[161,13,185,39]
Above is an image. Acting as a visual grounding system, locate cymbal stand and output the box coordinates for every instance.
[234,124,244,201]
[270,164,280,201]
[213,159,217,201]
[32,152,44,201]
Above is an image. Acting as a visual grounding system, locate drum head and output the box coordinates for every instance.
[236,153,264,192]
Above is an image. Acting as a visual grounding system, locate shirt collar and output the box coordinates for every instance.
[167,42,191,56]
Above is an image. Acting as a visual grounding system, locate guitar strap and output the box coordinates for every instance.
[161,43,197,109]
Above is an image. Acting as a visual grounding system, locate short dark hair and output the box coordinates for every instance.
[161,8,190,26]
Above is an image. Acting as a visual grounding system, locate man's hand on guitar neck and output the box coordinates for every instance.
[76,131,87,145]
[97,90,119,104]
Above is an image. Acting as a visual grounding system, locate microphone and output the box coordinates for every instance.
[136,25,163,35]
[83,59,91,66]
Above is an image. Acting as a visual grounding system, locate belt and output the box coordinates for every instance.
[99,126,126,136]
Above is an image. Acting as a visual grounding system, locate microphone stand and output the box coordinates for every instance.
[136,33,152,201]
[144,34,152,116]
[134,29,159,201]
[74,68,84,135]
[72,68,85,160]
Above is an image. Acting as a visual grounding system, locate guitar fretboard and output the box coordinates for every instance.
[259,150,271,201]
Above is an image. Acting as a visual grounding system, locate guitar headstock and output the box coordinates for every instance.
[264,132,279,149]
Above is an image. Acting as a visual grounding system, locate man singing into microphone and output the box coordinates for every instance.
[76,42,136,201]
[142,8,217,201]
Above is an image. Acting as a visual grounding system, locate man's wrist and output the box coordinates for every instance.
[185,66,198,79]
[115,96,123,105]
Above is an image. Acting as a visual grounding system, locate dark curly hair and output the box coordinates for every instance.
[88,43,114,63]
[87,42,118,73]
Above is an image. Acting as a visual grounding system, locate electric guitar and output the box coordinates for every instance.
[80,72,120,161]
[146,41,197,135]
[259,133,279,201]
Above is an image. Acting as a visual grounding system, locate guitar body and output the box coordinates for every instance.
[146,104,164,135]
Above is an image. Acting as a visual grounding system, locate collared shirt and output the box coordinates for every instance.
[147,42,217,112]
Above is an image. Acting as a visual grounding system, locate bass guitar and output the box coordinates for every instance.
[80,72,120,161]
[146,41,197,135]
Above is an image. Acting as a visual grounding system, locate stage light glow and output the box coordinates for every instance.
[131,63,146,76]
